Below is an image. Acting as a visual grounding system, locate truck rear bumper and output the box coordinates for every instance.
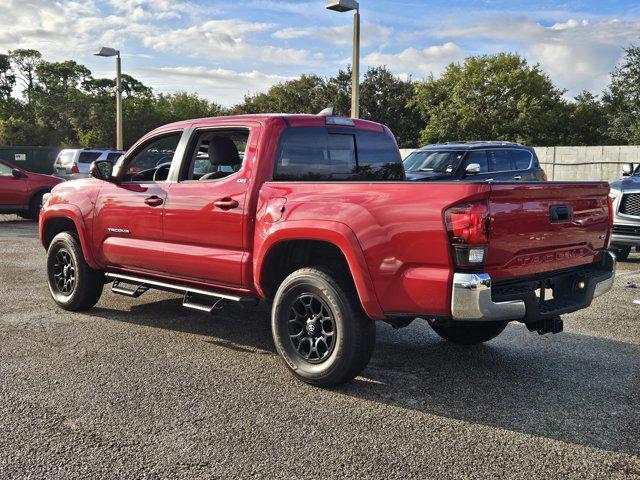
[451,251,616,322]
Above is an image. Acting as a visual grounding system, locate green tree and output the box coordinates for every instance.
[233,74,333,115]
[603,45,640,144]
[410,53,570,145]
[8,49,42,103]
[360,66,423,147]
[0,54,16,101]
[565,92,611,145]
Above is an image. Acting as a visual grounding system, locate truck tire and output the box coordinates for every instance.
[612,246,631,261]
[271,267,376,387]
[46,232,104,311]
[430,321,508,345]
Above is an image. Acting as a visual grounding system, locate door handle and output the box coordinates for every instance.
[513,175,522,181]
[214,198,239,210]
[485,178,494,182]
[144,195,164,207]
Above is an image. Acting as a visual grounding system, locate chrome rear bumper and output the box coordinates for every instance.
[451,251,616,322]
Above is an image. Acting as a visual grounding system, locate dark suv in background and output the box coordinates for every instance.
[404,141,547,182]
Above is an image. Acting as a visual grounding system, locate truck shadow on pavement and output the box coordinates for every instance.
[92,298,639,458]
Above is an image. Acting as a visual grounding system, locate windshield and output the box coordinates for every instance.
[403,150,465,173]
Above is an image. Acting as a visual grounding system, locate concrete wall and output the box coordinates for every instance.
[399,146,639,182]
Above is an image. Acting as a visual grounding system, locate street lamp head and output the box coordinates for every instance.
[325,0,359,12]
[93,46,120,57]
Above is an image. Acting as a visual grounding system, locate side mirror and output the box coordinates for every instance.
[12,168,27,179]
[90,160,115,181]
[623,163,634,176]
[465,163,481,175]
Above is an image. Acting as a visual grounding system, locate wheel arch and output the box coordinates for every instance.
[40,206,99,269]
[254,221,384,320]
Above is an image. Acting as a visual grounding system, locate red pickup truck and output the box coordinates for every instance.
[39,114,616,386]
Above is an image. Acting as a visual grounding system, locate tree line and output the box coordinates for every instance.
[0,46,639,150]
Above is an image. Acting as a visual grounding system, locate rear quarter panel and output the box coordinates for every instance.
[255,182,491,318]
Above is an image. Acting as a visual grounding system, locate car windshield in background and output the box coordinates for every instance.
[404,151,465,173]
[78,151,103,163]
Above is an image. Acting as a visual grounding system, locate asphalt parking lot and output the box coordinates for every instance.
[0,215,639,479]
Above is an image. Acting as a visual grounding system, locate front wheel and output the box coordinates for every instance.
[46,232,104,311]
[271,268,376,387]
[430,321,508,345]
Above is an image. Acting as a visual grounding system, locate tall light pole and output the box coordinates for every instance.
[326,0,360,119]
[93,47,123,150]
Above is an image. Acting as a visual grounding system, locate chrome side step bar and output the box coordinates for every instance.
[106,273,258,313]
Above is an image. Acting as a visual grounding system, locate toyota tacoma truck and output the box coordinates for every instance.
[39,114,616,386]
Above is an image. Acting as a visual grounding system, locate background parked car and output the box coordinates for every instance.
[0,159,63,219]
[53,149,125,180]
[609,163,640,260]
[403,141,547,182]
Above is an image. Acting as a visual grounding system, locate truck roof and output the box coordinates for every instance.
[157,114,387,132]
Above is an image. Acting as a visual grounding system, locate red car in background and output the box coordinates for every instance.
[0,159,63,220]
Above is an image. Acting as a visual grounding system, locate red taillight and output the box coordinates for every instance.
[445,202,489,268]
[71,163,80,174]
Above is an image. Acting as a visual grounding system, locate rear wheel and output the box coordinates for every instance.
[271,267,376,387]
[612,246,631,261]
[430,321,508,345]
[46,232,104,311]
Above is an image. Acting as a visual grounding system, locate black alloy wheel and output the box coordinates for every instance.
[52,248,76,295]
[288,293,336,364]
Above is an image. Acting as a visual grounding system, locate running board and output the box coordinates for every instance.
[106,273,257,309]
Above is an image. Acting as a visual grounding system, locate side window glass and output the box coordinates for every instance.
[0,162,13,176]
[512,150,532,170]
[466,151,489,173]
[183,130,248,181]
[489,149,513,172]
[122,133,182,183]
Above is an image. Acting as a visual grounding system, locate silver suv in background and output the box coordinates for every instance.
[609,163,640,260]
[53,149,125,180]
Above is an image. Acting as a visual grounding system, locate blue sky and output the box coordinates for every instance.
[1,0,639,105]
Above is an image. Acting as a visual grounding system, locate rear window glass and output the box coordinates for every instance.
[56,151,75,165]
[273,127,403,181]
[107,152,123,161]
[512,150,532,170]
[78,151,103,163]
[488,150,513,172]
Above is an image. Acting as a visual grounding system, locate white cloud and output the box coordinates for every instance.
[136,65,291,105]
[363,42,466,77]
[273,22,393,48]
[107,0,190,20]
[136,18,321,66]
[435,16,640,95]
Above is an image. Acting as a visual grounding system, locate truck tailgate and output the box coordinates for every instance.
[486,183,611,280]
